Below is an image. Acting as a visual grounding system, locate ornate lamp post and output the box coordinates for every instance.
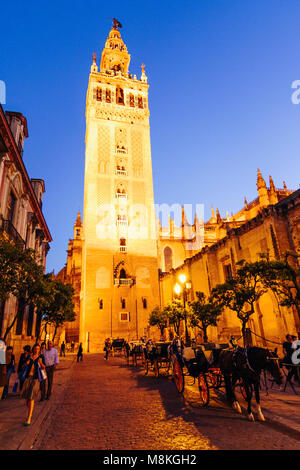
[174,274,192,346]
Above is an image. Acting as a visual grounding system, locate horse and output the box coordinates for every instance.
[214,346,283,422]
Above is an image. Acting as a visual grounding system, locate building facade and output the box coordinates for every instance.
[56,212,83,343]
[160,178,300,345]
[158,170,294,274]
[0,105,52,354]
[79,23,160,351]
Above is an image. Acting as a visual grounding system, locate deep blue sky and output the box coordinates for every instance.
[1,0,300,273]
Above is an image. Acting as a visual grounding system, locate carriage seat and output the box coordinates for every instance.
[182,347,195,361]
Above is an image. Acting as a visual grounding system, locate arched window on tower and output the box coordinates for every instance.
[116,86,124,105]
[164,246,173,272]
[129,94,135,107]
[116,184,127,199]
[138,96,143,109]
[93,87,102,101]
[106,89,111,103]
[119,268,127,279]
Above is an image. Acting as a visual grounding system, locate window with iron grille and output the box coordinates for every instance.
[120,312,129,322]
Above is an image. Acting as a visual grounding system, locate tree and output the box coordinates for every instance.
[189,291,223,343]
[36,276,75,341]
[149,306,169,337]
[212,260,267,344]
[0,241,22,303]
[0,241,44,340]
[257,252,300,320]
[164,300,187,336]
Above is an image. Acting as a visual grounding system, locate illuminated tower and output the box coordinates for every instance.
[81,20,159,351]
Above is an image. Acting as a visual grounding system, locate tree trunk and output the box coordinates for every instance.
[4,298,24,340]
[242,322,252,347]
[35,311,42,341]
[52,324,58,341]
[203,326,208,343]
[43,322,48,341]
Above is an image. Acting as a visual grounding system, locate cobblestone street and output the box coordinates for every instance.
[30,354,300,450]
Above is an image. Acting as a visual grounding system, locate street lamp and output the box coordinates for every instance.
[174,273,192,346]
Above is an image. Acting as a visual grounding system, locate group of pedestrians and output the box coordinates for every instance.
[282,333,300,384]
[0,339,59,426]
[60,340,79,358]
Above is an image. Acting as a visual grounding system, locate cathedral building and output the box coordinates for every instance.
[160,176,299,345]
[61,22,299,349]
[0,105,52,354]
[158,169,294,273]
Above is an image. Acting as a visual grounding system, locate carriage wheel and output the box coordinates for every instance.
[208,370,222,389]
[198,374,209,406]
[207,371,217,389]
[173,359,184,393]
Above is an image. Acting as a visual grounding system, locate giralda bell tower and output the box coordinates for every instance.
[81,20,160,351]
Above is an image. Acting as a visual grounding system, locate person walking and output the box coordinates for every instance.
[77,343,83,362]
[21,343,45,426]
[0,338,7,400]
[17,345,31,392]
[60,341,66,357]
[104,338,111,360]
[282,334,298,385]
[39,342,47,401]
[71,342,74,353]
[282,334,293,362]
[43,340,59,400]
[2,346,15,399]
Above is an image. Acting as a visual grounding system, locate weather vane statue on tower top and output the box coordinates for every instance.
[112,17,122,29]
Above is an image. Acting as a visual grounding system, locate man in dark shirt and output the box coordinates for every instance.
[2,346,15,399]
[60,341,66,357]
[282,335,293,363]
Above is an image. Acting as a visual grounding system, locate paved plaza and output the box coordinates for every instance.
[0,354,299,450]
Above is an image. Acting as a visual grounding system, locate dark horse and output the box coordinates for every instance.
[215,346,283,421]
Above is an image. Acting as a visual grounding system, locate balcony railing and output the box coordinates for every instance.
[116,193,127,200]
[0,217,25,247]
[116,148,127,155]
[114,278,134,286]
[116,169,127,176]
[119,246,127,252]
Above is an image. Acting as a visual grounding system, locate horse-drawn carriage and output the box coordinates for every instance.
[143,341,172,377]
[170,338,283,420]
[111,338,126,357]
[170,339,231,406]
[125,341,145,366]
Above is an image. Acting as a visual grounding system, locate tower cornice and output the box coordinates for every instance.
[89,71,149,90]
